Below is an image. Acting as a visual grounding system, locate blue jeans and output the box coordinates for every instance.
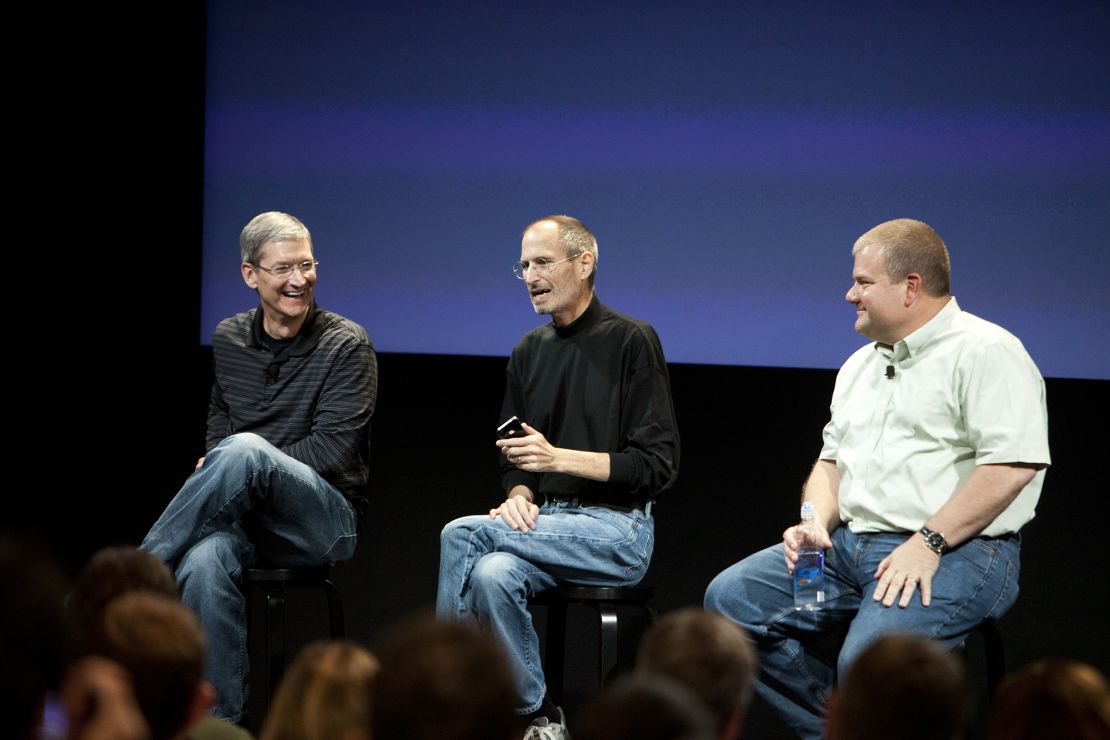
[704,527,1020,740]
[139,433,358,722]
[436,500,655,714]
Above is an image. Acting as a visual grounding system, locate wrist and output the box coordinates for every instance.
[508,485,534,504]
[550,447,568,474]
[918,525,948,555]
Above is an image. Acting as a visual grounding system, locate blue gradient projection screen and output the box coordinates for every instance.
[202,1,1110,379]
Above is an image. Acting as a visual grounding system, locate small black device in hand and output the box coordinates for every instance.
[497,416,527,439]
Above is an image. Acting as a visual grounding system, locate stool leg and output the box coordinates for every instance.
[545,601,568,705]
[981,623,1005,701]
[264,583,286,717]
[322,578,345,639]
[598,603,619,685]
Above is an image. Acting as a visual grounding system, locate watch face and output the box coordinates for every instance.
[923,530,946,552]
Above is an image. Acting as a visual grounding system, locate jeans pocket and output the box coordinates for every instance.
[323,532,358,563]
[944,537,1020,619]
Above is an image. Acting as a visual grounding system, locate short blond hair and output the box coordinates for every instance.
[853,218,950,297]
[262,641,379,740]
[636,608,758,733]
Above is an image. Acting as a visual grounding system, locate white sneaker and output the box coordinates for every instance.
[523,706,570,740]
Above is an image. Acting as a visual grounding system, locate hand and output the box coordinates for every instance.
[490,489,540,532]
[195,456,205,471]
[782,522,832,575]
[873,534,941,608]
[496,422,560,472]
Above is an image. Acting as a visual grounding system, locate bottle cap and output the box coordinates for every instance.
[800,501,815,521]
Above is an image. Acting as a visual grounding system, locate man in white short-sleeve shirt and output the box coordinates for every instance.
[705,218,1050,740]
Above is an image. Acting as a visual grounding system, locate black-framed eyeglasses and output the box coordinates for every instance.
[512,253,581,280]
[251,260,319,278]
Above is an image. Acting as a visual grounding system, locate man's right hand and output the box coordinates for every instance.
[490,487,540,532]
[782,521,832,575]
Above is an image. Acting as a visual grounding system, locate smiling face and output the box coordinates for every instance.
[241,238,316,338]
[845,243,910,345]
[520,220,594,326]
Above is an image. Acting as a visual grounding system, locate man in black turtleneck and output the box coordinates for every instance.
[437,215,680,739]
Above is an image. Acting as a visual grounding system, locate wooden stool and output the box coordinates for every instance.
[529,585,655,704]
[243,566,344,719]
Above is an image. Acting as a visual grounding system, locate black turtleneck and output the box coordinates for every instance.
[499,295,680,506]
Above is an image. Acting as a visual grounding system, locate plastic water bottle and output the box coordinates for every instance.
[793,501,825,611]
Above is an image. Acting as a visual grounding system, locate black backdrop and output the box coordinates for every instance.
[14,6,1107,739]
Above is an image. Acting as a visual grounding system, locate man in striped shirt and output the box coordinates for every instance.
[141,211,377,724]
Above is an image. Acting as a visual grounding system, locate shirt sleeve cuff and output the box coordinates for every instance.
[502,470,539,496]
[608,452,635,487]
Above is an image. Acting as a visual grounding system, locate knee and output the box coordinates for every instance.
[704,568,730,612]
[214,432,273,460]
[203,433,284,480]
[440,517,466,542]
[440,515,486,551]
[470,553,521,601]
[704,560,763,627]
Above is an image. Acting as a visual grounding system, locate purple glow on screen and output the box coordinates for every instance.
[206,105,1107,177]
[201,2,1110,380]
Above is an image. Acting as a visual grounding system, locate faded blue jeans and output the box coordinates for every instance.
[140,433,358,722]
[436,500,654,714]
[704,527,1020,740]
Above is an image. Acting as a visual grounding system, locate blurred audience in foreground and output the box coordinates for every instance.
[827,633,969,740]
[579,673,717,740]
[987,657,1110,740]
[372,613,523,740]
[260,640,378,740]
[636,607,758,740]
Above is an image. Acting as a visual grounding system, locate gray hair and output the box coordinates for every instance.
[524,214,599,287]
[239,211,313,264]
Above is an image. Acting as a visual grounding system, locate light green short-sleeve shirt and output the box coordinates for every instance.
[820,298,1050,537]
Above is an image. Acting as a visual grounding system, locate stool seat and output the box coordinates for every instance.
[529,585,655,704]
[530,585,656,605]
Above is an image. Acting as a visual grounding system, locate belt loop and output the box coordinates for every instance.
[645,500,653,517]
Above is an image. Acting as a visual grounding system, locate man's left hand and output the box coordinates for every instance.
[873,534,941,608]
[496,422,560,472]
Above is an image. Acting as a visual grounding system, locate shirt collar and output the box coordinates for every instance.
[247,302,325,355]
[554,294,603,337]
[874,297,960,363]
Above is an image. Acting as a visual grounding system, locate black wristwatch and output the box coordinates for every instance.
[919,526,948,555]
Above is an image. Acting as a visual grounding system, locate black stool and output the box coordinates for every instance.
[243,566,344,719]
[529,585,655,704]
[965,618,1006,701]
